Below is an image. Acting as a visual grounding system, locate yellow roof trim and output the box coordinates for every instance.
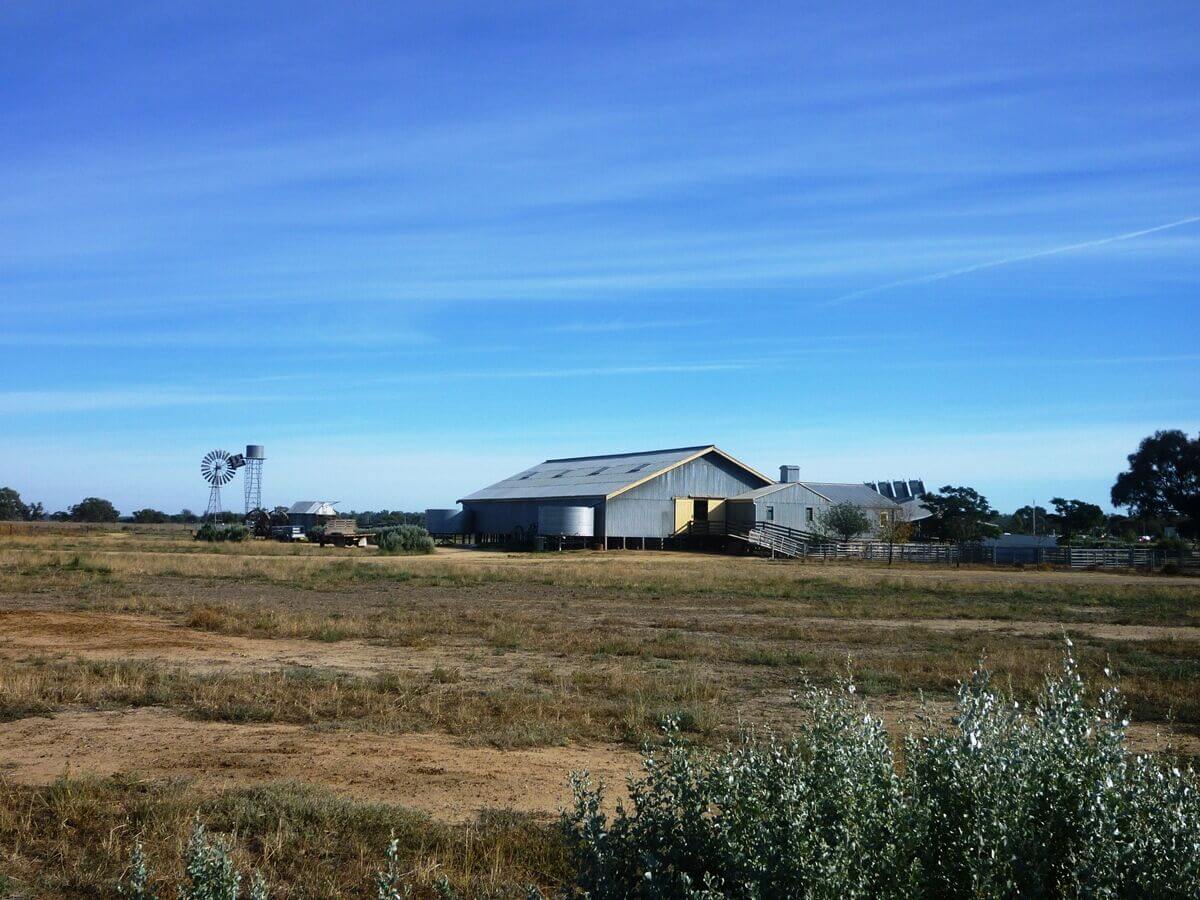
[605,446,772,501]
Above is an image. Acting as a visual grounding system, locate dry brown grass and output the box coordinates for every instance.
[2,527,1199,893]
[0,655,726,747]
[0,776,567,898]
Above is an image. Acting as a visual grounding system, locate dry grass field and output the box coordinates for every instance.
[1,525,1199,896]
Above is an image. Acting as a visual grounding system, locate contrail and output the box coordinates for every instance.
[823,215,1200,306]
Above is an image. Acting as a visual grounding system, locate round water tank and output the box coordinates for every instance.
[538,505,594,537]
[425,508,472,534]
[245,445,266,459]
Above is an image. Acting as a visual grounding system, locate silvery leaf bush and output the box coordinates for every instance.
[117,839,155,899]
[118,819,268,900]
[565,682,913,899]
[563,646,1200,899]
[905,641,1200,898]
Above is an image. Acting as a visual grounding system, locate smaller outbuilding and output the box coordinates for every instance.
[727,467,903,537]
[287,500,340,533]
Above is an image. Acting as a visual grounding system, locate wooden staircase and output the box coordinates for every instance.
[689,520,825,559]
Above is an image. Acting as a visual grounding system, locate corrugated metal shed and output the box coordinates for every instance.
[459,445,769,502]
[288,501,339,517]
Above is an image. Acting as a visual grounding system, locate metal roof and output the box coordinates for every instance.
[731,481,902,506]
[459,445,770,502]
[803,482,902,506]
[288,501,339,516]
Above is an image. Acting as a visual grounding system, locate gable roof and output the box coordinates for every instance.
[459,445,771,503]
[731,481,901,507]
[802,482,902,506]
[288,501,339,516]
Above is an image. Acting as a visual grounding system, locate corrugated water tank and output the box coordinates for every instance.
[537,505,594,537]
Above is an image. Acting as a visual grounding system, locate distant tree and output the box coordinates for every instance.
[69,497,119,523]
[354,509,426,528]
[173,509,200,524]
[0,487,31,521]
[1011,505,1051,535]
[877,503,916,546]
[817,501,872,541]
[1049,497,1107,540]
[50,510,71,522]
[26,501,44,521]
[131,508,169,524]
[922,486,996,541]
[1111,430,1200,535]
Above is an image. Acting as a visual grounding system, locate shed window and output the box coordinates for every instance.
[879,511,890,526]
[766,506,775,522]
[627,463,650,473]
[805,507,814,523]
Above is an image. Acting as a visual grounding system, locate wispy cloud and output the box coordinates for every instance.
[823,215,1200,306]
[0,328,433,349]
[539,318,718,335]
[0,389,263,415]
[380,362,750,381]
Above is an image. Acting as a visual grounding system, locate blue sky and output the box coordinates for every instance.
[2,2,1197,515]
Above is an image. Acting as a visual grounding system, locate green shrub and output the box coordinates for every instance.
[120,819,268,899]
[564,645,1200,899]
[194,523,248,543]
[376,525,434,555]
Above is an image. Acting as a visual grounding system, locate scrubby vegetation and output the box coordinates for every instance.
[375,524,435,555]
[3,528,1199,896]
[194,522,248,542]
[565,646,1200,898]
[79,649,1200,898]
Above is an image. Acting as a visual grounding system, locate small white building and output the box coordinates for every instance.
[287,500,340,532]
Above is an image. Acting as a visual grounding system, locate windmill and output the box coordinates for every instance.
[201,449,245,519]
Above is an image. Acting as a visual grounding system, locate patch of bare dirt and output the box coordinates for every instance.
[0,707,637,823]
[0,610,553,678]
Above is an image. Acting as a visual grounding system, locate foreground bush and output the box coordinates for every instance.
[565,645,1200,899]
[120,818,268,899]
[376,524,435,555]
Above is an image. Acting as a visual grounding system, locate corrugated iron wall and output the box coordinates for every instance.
[605,452,765,538]
[464,497,605,538]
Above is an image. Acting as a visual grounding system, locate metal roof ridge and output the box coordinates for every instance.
[796,482,833,502]
[543,444,712,464]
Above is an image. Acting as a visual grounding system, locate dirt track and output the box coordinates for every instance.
[3,611,1197,683]
[0,610,473,675]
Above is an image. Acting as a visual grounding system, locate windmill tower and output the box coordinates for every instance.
[243,444,265,514]
[200,449,243,519]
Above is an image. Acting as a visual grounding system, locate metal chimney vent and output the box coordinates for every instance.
[779,465,801,483]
